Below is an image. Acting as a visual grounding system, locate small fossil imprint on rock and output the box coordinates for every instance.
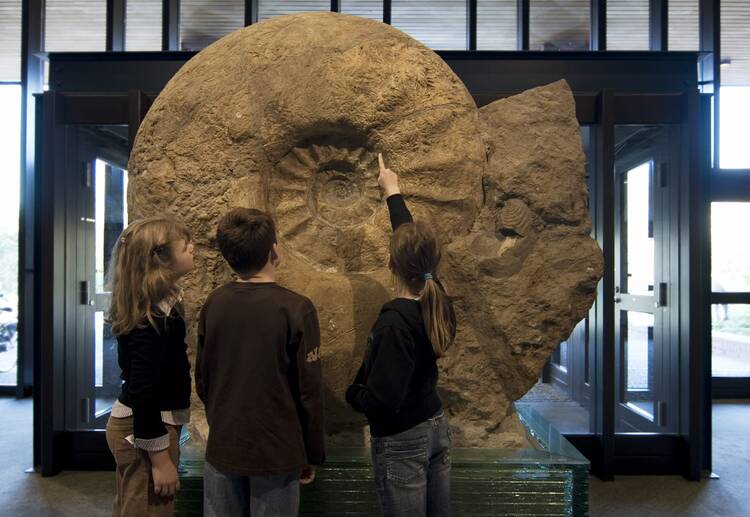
[497,199,534,238]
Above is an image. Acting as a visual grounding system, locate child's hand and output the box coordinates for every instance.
[378,153,401,198]
[149,449,180,497]
[300,465,317,485]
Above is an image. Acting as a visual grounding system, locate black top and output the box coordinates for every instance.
[345,194,448,437]
[116,308,192,441]
[196,282,325,476]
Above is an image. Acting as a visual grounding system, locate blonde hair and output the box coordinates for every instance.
[106,216,191,336]
[389,221,456,357]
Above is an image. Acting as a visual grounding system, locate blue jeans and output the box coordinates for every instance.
[203,461,300,517]
[371,411,453,517]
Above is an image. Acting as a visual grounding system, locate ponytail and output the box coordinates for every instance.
[389,221,457,357]
[420,276,456,357]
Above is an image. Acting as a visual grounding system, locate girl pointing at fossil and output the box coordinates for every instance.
[346,153,456,517]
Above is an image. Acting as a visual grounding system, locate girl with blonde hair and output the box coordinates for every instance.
[105,216,194,517]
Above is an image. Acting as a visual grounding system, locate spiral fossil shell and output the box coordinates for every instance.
[127,12,603,449]
[498,198,534,237]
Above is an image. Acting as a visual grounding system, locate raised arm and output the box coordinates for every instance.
[378,153,413,230]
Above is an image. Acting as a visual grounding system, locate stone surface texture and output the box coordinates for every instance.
[128,12,603,448]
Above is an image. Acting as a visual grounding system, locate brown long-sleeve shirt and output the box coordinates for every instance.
[195,281,325,476]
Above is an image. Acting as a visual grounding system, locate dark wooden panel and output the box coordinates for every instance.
[711,171,750,201]
[711,292,750,304]
[613,93,684,124]
[46,51,701,97]
[713,377,750,398]
[62,95,129,124]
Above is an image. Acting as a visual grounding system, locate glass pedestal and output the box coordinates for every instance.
[175,404,589,516]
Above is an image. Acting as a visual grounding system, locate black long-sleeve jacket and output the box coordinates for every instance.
[116,309,192,441]
[345,194,452,437]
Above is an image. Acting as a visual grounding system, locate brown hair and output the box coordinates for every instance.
[216,208,277,278]
[389,221,456,357]
[106,216,191,336]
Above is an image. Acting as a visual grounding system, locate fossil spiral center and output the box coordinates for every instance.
[268,144,387,272]
[315,163,362,209]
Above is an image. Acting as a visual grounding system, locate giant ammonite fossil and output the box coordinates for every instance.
[128,12,603,448]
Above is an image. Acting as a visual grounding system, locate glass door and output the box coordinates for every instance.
[65,125,129,430]
[0,84,22,389]
[613,125,677,434]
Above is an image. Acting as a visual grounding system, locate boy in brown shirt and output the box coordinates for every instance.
[196,208,325,516]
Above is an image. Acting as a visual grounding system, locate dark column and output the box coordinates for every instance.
[517,0,530,50]
[106,0,126,51]
[590,0,606,50]
[162,0,180,51]
[649,0,668,51]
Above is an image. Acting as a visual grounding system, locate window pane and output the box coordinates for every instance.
[94,158,128,414]
[0,0,21,82]
[341,0,382,20]
[721,0,750,87]
[625,162,655,296]
[712,202,750,292]
[45,0,106,52]
[126,0,163,51]
[668,0,699,51]
[0,85,21,387]
[259,0,330,21]
[180,0,244,51]
[392,0,467,50]
[719,87,750,169]
[713,304,750,377]
[530,0,590,51]
[477,0,517,50]
[607,0,649,51]
[623,311,655,421]
[559,340,568,371]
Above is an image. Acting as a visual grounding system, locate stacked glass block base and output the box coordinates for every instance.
[175,404,589,516]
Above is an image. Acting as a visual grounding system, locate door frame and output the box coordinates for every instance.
[35,91,145,475]
[612,127,681,435]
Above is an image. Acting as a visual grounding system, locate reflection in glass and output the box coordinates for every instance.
[180,0,244,50]
[0,85,21,387]
[341,0,382,20]
[721,1,750,88]
[719,87,750,169]
[94,158,128,417]
[477,0,516,50]
[0,0,21,82]
[711,202,750,293]
[607,0,649,50]
[624,162,655,296]
[392,0,467,50]
[559,341,568,371]
[44,0,106,52]
[712,304,750,378]
[668,0,699,51]
[259,0,329,20]
[126,0,162,51]
[518,318,591,435]
[623,311,654,420]
[529,0,589,51]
